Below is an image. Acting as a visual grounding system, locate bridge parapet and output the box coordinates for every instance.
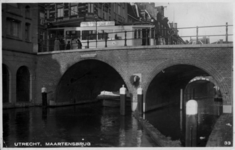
[38,43,233,55]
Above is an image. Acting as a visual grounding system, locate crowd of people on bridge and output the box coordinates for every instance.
[54,37,82,51]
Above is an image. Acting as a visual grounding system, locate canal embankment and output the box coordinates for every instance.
[134,112,233,147]
[206,114,233,147]
[133,112,181,147]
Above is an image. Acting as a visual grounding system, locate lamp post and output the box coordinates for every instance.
[94,15,98,48]
[41,86,47,107]
[120,85,126,115]
[150,18,155,45]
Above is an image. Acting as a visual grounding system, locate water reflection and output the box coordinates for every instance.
[145,101,221,147]
[42,108,48,122]
[3,102,157,147]
[15,109,30,142]
[119,116,125,146]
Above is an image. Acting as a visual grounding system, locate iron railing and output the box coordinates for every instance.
[38,23,233,52]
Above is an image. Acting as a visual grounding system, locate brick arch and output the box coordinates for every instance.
[60,58,131,91]
[16,66,31,102]
[2,63,11,103]
[55,58,129,103]
[145,59,230,105]
[2,59,14,75]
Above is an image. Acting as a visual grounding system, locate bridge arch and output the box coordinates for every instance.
[145,58,230,110]
[55,59,129,103]
[144,59,229,143]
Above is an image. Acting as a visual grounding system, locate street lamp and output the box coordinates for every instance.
[94,15,98,48]
[150,18,155,45]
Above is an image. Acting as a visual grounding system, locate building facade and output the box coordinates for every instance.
[38,3,47,52]
[133,3,185,45]
[45,3,128,27]
[2,2,185,108]
[2,3,39,107]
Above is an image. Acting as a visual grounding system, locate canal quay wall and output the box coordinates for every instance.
[206,114,233,147]
[133,113,181,147]
[134,113,233,147]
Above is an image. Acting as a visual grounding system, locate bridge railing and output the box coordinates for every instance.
[176,23,233,44]
[38,23,233,52]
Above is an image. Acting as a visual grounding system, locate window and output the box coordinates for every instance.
[25,23,30,41]
[115,4,118,13]
[98,30,105,40]
[7,18,20,38]
[98,9,101,17]
[138,29,141,39]
[82,30,96,40]
[40,12,45,25]
[118,5,121,15]
[98,30,112,40]
[88,3,94,13]
[71,6,78,16]
[64,10,69,17]
[134,29,137,39]
[57,8,64,18]
[123,4,125,9]
[25,6,30,18]
[66,30,80,39]
[64,3,69,8]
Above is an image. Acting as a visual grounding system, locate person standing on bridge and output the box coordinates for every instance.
[66,41,71,50]
[77,38,82,49]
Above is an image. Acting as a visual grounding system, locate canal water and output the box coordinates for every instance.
[145,104,221,146]
[3,102,158,147]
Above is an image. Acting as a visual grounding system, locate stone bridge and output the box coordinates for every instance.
[34,44,232,113]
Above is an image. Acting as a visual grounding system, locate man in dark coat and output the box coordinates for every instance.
[77,38,82,49]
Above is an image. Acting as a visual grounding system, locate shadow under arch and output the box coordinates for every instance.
[145,59,229,109]
[55,59,128,103]
[144,59,229,146]
[145,64,210,112]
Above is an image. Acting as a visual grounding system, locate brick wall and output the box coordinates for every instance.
[35,45,232,112]
[2,50,37,106]
[3,44,232,113]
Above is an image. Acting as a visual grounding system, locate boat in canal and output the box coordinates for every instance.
[97,91,131,107]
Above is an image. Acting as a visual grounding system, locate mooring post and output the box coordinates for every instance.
[185,100,198,147]
[180,89,183,110]
[41,86,47,107]
[137,87,143,117]
[120,85,126,115]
